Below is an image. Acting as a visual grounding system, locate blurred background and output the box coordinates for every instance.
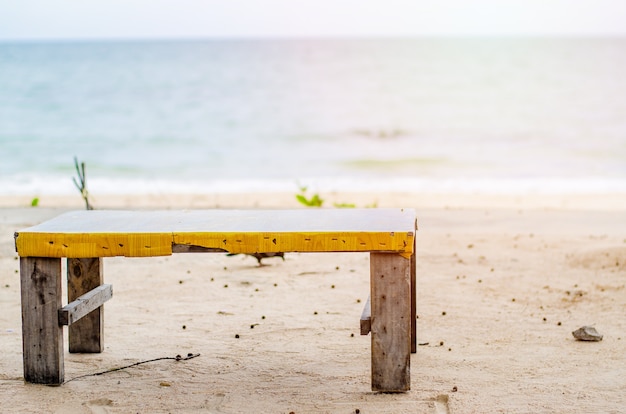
[1,1,625,196]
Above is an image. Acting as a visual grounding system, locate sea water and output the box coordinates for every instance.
[1,38,625,195]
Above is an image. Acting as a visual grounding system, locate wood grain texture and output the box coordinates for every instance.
[370,253,411,392]
[67,258,104,353]
[60,284,112,326]
[409,217,417,353]
[360,295,372,335]
[411,245,417,354]
[20,257,64,384]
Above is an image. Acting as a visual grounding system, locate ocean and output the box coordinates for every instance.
[1,38,625,196]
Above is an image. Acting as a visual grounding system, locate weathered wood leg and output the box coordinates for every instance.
[20,257,64,384]
[370,253,411,392]
[411,249,417,354]
[67,258,104,353]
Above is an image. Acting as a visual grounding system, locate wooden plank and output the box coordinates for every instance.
[67,258,106,352]
[15,209,416,258]
[16,209,416,233]
[405,216,417,353]
[360,296,371,335]
[20,257,64,384]
[171,243,227,253]
[370,253,411,392]
[61,284,112,326]
[411,246,417,354]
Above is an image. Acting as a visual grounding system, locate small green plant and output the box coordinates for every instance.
[295,184,379,209]
[72,156,94,210]
[333,202,355,208]
[30,197,39,207]
[296,185,324,208]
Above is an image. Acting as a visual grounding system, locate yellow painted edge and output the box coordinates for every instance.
[15,231,414,258]
[15,232,173,258]
[173,232,415,255]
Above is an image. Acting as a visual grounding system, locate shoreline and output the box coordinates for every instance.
[2,191,626,211]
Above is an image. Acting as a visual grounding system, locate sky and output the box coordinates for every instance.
[1,0,625,41]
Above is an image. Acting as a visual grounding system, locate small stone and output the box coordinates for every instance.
[572,326,603,341]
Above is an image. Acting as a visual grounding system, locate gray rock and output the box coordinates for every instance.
[572,326,603,341]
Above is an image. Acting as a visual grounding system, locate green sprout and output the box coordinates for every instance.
[295,185,324,208]
[72,157,94,210]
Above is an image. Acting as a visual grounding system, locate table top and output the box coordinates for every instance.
[15,209,416,258]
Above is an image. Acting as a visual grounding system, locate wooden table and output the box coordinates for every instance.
[15,208,417,392]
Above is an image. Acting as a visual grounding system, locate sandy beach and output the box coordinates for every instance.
[1,191,625,413]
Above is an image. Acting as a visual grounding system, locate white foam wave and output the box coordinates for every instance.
[1,173,625,196]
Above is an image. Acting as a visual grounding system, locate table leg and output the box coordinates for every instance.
[67,258,104,353]
[411,249,417,354]
[370,253,411,392]
[20,257,64,384]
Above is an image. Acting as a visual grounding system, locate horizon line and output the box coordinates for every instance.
[2,33,626,44]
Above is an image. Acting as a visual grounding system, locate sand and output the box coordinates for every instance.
[1,192,625,413]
